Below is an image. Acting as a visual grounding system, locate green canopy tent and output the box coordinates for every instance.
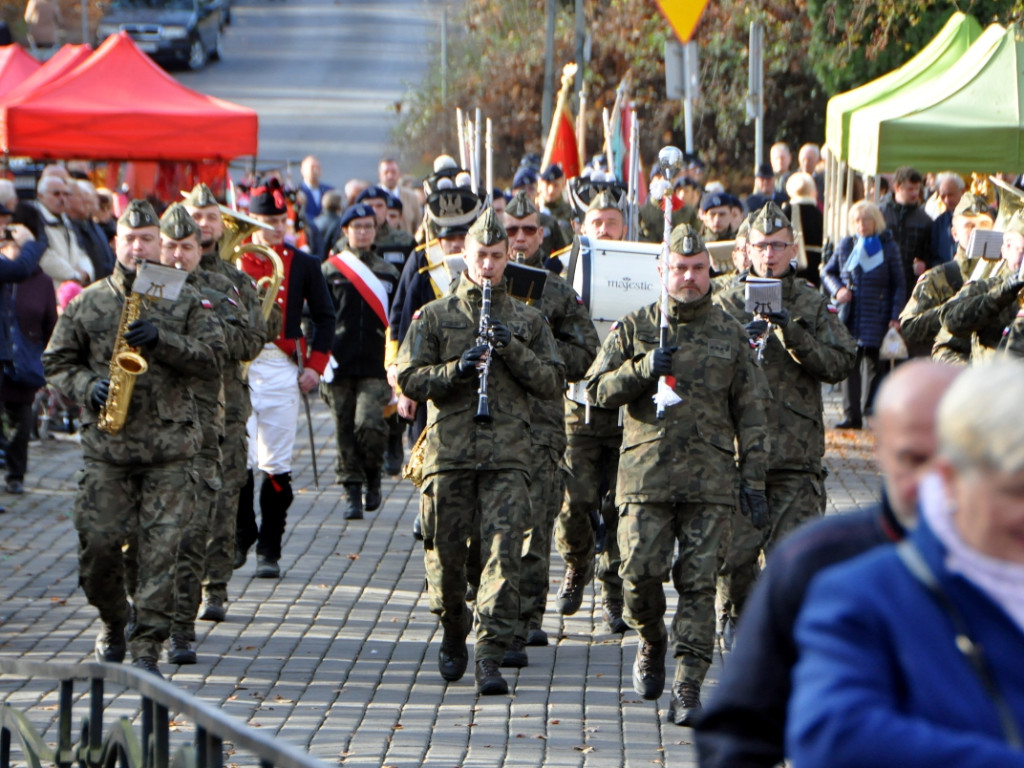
[822,11,982,242]
[848,23,1022,175]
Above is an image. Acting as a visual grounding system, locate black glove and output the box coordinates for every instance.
[767,309,791,328]
[740,487,770,530]
[993,274,1024,306]
[456,344,489,377]
[124,319,159,349]
[489,321,512,349]
[647,346,676,378]
[90,379,110,412]
[744,318,769,340]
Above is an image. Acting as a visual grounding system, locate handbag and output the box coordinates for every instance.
[3,287,46,389]
[879,326,909,361]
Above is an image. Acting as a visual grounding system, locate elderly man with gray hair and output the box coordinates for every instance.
[787,359,1024,767]
[929,171,967,263]
[33,175,93,289]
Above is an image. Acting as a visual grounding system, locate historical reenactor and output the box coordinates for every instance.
[43,199,226,676]
[157,203,263,664]
[499,192,599,665]
[938,209,1024,364]
[235,179,335,579]
[899,192,993,360]
[396,207,564,695]
[183,182,269,621]
[585,224,769,725]
[321,203,400,520]
[716,202,856,636]
[554,190,630,634]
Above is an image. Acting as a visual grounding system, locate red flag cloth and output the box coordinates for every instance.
[546,103,580,180]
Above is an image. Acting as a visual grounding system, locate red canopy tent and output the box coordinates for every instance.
[0,43,92,106]
[0,32,257,162]
[0,46,41,99]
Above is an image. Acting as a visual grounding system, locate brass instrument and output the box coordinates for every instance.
[989,176,1024,232]
[97,291,149,434]
[474,278,494,424]
[218,205,285,321]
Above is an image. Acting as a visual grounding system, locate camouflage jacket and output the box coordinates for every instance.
[717,270,857,473]
[998,313,1024,360]
[899,249,975,360]
[43,263,225,465]
[519,249,600,452]
[396,274,564,477]
[199,251,267,424]
[638,199,699,244]
[939,270,1021,364]
[585,290,769,506]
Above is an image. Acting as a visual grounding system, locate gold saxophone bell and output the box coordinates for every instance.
[218,205,285,321]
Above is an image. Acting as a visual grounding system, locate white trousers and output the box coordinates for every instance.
[246,347,300,476]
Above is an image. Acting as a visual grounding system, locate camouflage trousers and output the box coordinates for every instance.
[321,376,392,484]
[718,469,826,621]
[618,501,732,687]
[420,469,529,662]
[515,446,564,640]
[172,455,221,639]
[202,420,248,602]
[74,459,197,660]
[553,403,622,600]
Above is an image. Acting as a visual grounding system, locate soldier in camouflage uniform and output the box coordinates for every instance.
[939,210,1024,364]
[43,200,225,677]
[586,224,769,726]
[553,191,630,633]
[320,203,400,520]
[499,192,599,666]
[716,202,856,637]
[183,183,269,621]
[899,193,993,361]
[396,207,564,695]
[158,204,263,664]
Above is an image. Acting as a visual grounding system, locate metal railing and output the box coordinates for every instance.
[0,658,331,768]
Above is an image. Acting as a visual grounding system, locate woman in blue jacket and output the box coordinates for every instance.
[822,200,905,428]
[787,361,1024,768]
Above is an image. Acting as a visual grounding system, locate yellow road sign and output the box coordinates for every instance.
[656,0,710,43]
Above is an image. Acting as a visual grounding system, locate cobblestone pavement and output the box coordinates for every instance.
[0,387,876,768]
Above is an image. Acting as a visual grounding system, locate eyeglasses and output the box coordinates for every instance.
[47,190,71,197]
[748,241,793,253]
[506,225,540,236]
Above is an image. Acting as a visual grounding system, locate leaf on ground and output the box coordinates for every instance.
[573,745,594,753]
[347,553,360,560]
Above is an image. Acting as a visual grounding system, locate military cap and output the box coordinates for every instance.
[520,152,542,172]
[118,199,160,229]
[736,212,756,240]
[437,223,470,240]
[513,167,538,190]
[248,178,288,216]
[700,192,729,213]
[385,192,403,211]
[504,191,538,219]
[952,192,992,219]
[755,162,774,179]
[540,163,565,182]
[183,182,218,208]
[356,185,390,203]
[588,189,621,212]
[1005,210,1024,237]
[159,203,200,240]
[467,206,507,245]
[670,223,706,256]
[340,203,376,228]
[750,201,791,235]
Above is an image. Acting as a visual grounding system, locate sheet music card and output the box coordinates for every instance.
[744,277,783,316]
[135,262,189,302]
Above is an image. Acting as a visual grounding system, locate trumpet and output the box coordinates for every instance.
[219,205,284,321]
[474,278,494,424]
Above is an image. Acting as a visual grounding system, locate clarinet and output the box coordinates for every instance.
[474,278,494,424]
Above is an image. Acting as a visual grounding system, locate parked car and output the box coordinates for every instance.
[96,0,225,70]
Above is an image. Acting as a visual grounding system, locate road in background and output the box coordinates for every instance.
[177,0,443,186]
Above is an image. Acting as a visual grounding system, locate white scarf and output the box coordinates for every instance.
[918,472,1024,634]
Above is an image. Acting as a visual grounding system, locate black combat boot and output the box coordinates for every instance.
[168,634,197,665]
[602,598,629,634]
[632,637,667,700]
[501,636,528,668]
[475,658,508,695]
[343,482,363,520]
[555,565,589,616]
[364,470,382,512]
[438,611,472,682]
[94,620,127,663]
[667,681,703,727]
[256,473,292,577]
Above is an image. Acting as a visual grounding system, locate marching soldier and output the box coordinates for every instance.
[183,183,269,621]
[499,192,599,665]
[716,202,856,636]
[396,207,564,695]
[43,199,225,676]
[939,210,1024,363]
[321,203,400,520]
[158,203,262,664]
[585,224,768,725]
[899,193,993,361]
[235,179,334,579]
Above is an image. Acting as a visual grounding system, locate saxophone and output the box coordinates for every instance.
[97,290,149,434]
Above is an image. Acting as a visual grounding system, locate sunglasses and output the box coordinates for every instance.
[506,225,540,236]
